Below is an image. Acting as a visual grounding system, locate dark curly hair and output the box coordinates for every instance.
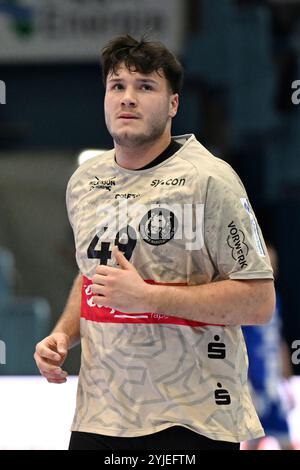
[101,35,183,94]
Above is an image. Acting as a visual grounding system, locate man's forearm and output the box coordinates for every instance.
[52,273,82,348]
[148,279,275,326]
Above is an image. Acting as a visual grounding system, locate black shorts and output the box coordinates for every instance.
[69,426,240,450]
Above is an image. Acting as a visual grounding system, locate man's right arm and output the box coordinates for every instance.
[34,273,82,383]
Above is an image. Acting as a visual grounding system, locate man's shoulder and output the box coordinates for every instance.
[67,148,114,188]
[176,134,239,181]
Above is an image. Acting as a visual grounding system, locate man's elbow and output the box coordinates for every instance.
[255,281,276,325]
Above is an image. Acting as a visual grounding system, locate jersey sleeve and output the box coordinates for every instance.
[65,165,83,232]
[66,177,75,230]
[204,168,274,281]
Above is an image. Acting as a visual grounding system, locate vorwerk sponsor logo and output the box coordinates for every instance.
[89,176,116,191]
[227,221,249,268]
[151,178,186,188]
[0,80,6,104]
[0,339,6,365]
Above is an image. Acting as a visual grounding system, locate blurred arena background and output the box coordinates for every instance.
[0,0,300,449]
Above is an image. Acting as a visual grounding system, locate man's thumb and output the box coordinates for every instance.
[57,342,67,355]
[113,246,131,270]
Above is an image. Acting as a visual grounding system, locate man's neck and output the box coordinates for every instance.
[114,134,172,170]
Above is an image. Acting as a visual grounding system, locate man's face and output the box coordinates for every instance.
[104,63,178,148]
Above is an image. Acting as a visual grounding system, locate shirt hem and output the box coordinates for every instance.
[229,271,274,280]
[70,423,265,443]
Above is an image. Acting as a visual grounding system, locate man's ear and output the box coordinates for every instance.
[169,93,179,118]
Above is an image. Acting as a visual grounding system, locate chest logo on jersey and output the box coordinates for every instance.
[89,176,116,192]
[139,208,178,245]
[227,221,248,268]
[151,178,186,188]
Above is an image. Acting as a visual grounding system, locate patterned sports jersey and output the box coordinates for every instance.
[66,134,273,442]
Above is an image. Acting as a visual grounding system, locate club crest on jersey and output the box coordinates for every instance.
[139,208,178,245]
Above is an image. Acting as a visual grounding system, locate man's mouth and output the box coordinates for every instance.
[118,114,139,119]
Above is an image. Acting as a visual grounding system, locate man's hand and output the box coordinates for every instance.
[91,246,152,313]
[34,332,70,384]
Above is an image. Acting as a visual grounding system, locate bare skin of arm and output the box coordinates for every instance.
[147,278,275,326]
[34,273,82,383]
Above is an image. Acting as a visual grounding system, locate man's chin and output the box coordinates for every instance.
[113,132,150,147]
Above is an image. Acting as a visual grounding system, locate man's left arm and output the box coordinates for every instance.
[147,277,275,326]
[91,247,275,326]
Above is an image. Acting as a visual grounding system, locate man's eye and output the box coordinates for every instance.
[141,84,153,91]
[112,84,123,90]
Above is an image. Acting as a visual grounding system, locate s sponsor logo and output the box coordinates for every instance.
[214,383,231,405]
[207,335,226,359]
[151,178,185,188]
[227,221,249,268]
[139,207,178,245]
[89,176,116,192]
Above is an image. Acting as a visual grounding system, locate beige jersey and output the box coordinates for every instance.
[66,134,273,442]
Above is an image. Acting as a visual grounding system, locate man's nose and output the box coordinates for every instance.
[121,88,137,107]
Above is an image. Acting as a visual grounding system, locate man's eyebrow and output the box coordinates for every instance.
[107,78,123,83]
[136,78,159,85]
[107,77,159,85]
